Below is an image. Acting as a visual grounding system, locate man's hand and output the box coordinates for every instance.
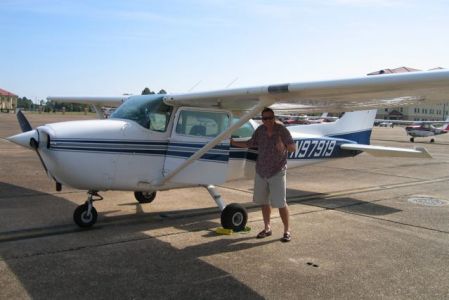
[276,136,286,152]
[277,137,297,153]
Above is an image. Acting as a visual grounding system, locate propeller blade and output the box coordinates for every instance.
[17,110,33,132]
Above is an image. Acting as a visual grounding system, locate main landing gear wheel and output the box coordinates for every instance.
[430,138,435,143]
[134,191,157,203]
[410,137,414,142]
[73,203,98,228]
[221,203,248,232]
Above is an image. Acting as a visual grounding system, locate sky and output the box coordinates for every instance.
[1,0,449,101]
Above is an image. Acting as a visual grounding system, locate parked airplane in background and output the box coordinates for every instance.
[6,69,449,231]
[376,116,449,142]
[278,113,338,125]
[405,120,449,142]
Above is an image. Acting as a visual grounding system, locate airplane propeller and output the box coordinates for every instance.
[7,111,49,174]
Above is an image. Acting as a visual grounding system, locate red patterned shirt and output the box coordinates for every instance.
[247,123,294,178]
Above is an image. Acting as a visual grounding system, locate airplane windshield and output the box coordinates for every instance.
[110,96,173,132]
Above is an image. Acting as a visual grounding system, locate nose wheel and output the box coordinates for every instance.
[73,191,102,228]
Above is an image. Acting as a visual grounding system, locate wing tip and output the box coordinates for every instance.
[414,147,432,158]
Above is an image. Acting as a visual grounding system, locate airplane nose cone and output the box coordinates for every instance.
[6,130,39,149]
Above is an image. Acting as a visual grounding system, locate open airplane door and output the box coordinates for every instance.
[163,107,231,185]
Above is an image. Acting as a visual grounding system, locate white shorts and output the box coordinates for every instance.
[253,169,287,208]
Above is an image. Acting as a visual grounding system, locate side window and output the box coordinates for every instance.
[176,110,229,137]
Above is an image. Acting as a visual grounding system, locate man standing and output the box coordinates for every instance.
[231,108,296,242]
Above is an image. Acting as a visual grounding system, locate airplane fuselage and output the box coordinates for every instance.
[32,118,364,192]
[7,95,377,194]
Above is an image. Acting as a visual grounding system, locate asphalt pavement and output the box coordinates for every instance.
[0,113,448,299]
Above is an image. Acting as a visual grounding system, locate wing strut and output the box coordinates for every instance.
[91,104,105,119]
[153,99,272,186]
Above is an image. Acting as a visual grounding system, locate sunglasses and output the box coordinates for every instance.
[262,116,274,121]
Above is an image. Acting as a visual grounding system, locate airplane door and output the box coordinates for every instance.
[163,108,231,185]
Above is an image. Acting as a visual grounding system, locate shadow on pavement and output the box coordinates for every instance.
[286,188,402,216]
[0,182,401,298]
[2,233,269,299]
[0,183,274,299]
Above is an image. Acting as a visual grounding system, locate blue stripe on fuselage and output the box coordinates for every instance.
[49,139,229,162]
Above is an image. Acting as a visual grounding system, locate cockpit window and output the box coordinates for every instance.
[231,117,256,138]
[110,96,173,132]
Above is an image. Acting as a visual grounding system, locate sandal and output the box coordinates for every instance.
[281,232,291,242]
[256,229,272,239]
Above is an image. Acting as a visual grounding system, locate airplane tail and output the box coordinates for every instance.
[287,110,377,145]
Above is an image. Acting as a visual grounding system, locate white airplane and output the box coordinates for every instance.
[376,116,449,142]
[7,70,449,231]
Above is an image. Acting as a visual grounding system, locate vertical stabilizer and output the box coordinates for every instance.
[287,110,377,144]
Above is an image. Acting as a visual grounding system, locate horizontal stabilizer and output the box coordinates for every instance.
[341,144,432,158]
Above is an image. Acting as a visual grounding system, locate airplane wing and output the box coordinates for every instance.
[46,96,127,107]
[164,69,449,113]
[46,96,128,119]
[341,144,431,158]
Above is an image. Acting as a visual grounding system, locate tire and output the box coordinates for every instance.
[410,137,414,142]
[134,191,157,203]
[73,204,98,228]
[430,138,435,143]
[221,203,247,232]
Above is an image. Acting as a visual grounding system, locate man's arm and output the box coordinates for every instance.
[230,139,249,148]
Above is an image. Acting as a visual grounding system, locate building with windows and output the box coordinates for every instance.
[0,88,18,112]
[369,67,448,121]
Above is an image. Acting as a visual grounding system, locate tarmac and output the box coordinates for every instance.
[0,112,448,299]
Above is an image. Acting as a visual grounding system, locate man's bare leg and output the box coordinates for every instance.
[261,205,271,231]
[279,206,290,233]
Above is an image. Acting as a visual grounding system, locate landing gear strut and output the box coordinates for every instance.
[205,185,247,232]
[73,191,102,228]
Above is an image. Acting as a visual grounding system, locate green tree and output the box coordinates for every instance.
[17,97,33,110]
[141,87,155,95]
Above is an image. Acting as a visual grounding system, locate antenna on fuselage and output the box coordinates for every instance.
[225,77,239,89]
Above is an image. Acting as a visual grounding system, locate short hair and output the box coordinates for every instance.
[261,107,274,116]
